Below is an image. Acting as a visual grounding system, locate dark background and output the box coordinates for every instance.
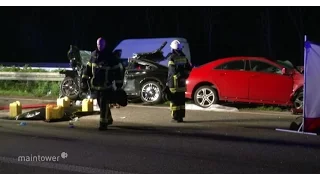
[0,6,319,66]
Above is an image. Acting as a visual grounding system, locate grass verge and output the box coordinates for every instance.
[0,64,65,72]
[0,65,64,98]
[0,80,60,98]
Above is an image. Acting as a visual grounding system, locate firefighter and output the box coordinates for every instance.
[167,40,192,123]
[81,37,125,130]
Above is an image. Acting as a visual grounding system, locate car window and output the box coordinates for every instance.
[250,60,282,74]
[215,60,245,71]
[276,60,294,70]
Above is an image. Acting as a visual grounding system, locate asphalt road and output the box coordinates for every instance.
[0,102,320,174]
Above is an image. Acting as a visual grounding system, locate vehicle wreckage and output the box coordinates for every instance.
[59,40,185,104]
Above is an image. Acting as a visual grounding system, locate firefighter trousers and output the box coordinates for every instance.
[96,89,113,124]
[170,91,186,120]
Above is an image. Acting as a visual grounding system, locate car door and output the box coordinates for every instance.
[248,60,293,103]
[213,59,250,100]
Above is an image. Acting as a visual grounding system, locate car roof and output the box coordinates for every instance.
[202,56,272,68]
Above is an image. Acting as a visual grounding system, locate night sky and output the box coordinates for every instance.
[0,6,319,66]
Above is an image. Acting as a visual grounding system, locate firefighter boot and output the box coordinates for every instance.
[99,121,108,131]
[171,117,183,123]
[171,110,183,123]
[107,118,114,125]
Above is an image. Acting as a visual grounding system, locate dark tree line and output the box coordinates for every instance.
[0,7,315,66]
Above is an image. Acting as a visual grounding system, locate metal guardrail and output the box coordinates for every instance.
[0,72,65,81]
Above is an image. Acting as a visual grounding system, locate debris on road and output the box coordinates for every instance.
[19,122,27,126]
[185,104,239,112]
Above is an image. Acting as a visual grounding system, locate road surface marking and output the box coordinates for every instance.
[0,156,128,174]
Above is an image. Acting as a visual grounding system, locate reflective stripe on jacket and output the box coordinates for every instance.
[167,52,188,93]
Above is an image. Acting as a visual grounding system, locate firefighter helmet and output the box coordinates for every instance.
[170,40,183,50]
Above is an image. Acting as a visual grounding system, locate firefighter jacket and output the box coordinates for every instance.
[167,50,192,93]
[82,49,125,90]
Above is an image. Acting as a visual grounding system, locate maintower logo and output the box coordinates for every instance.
[17,152,68,162]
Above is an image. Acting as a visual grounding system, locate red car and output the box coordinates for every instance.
[185,57,304,112]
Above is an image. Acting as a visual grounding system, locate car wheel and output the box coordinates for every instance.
[193,85,218,108]
[292,91,303,114]
[140,81,162,104]
[60,76,80,100]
